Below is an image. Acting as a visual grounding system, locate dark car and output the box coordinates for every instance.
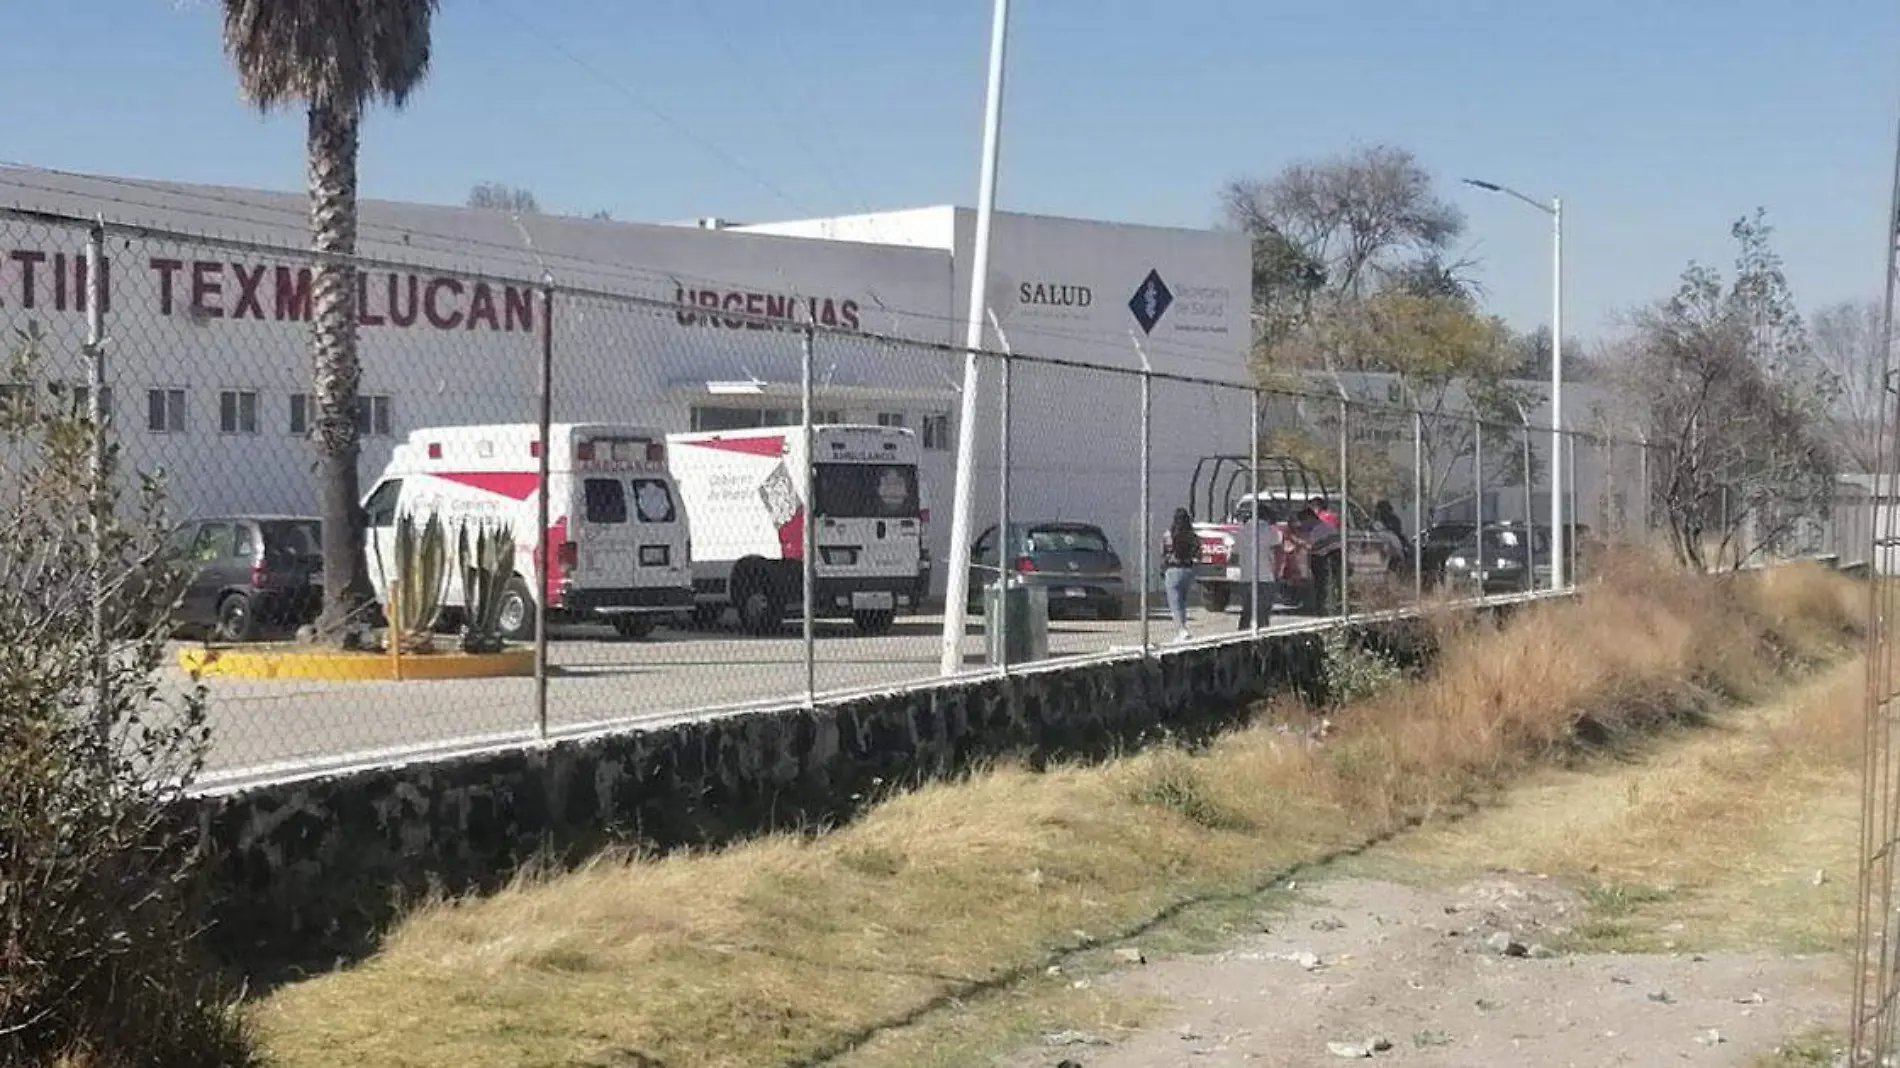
[967,521,1127,620]
[159,515,324,641]
[1441,522,1553,594]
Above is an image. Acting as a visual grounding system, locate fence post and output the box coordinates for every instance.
[1138,365,1152,655]
[1567,431,1580,586]
[1637,429,1650,538]
[1336,390,1349,618]
[997,348,1012,672]
[1474,418,1485,599]
[1248,385,1260,635]
[1518,407,1535,589]
[801,326,817,703]
[1412,408,1424,605]
[533,280,554,740]
[84,218,108,744]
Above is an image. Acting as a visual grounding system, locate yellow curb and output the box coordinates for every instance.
[177,644,535,682]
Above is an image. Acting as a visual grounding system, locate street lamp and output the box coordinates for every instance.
[1462,177,1564,591]
[939,0,1011,675]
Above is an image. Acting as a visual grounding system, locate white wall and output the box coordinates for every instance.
[742,208,1254,583]
[0,168,954,529]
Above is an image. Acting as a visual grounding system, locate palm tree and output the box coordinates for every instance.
[220,0,439,643]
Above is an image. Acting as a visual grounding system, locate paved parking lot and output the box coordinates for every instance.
[179,602,1313,785]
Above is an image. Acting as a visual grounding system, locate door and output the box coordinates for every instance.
[575,475,637,595]
[812,461,922,611]
[181,521,235,625]
[362,479,404,602]
[628,476,687,592]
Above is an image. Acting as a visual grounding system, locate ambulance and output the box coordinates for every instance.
[666,423,928,635]
[360,423,694,641]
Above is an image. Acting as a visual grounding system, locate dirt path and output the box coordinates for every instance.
[992,667,1862,1068]
[1007,875,1839,1067]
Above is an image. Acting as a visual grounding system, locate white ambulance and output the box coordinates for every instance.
[361,423,694,641]
[666,424,928,635]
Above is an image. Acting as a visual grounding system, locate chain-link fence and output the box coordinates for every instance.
[0,206,1725,785]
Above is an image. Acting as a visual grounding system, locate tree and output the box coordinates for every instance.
[1809,296,1890,473]
[1608,210,1838,570]
[221,0,440,644]
[0,329,249,1064]
[1224,145,1533,522]
[1505,324,1599,382]
[467,182,540,214]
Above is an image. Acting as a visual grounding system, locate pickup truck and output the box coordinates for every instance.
[1183,455,1403,614]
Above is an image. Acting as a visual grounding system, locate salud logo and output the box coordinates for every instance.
[1128,269,1173,334]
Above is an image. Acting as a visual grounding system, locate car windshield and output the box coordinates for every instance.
[261,520,321,557]
[1027,527,1110,554]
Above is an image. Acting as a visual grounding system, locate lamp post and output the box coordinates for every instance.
[1462,177,1564,590]
[939,0,1011,675]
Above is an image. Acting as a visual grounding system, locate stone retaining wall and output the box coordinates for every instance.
[193,610,1481,967]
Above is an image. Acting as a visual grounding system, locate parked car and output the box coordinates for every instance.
[1440,522,1551,594]
[967,521,1127,620]
[158,515,324,641]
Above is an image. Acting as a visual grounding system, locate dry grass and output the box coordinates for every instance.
[253,556,1866,1068]
[1384,656,1866,958]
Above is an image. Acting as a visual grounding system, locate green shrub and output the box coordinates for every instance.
[0,327,253,1066]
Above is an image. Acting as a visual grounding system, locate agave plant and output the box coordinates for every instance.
[457,518,516,654]
[371,508,449,654]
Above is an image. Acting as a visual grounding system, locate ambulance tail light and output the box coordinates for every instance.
[557,541,578,571]
[426,442,442,460]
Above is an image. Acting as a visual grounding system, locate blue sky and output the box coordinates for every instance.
[2,0,1894,338]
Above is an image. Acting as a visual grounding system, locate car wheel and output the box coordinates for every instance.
[736,581,784,635]
[1202,585,1231,613]
[497,576,536,643]
[1098,600,1127,621]
[852,610,895,635]
[215,593,256,643]
[611,614,657,640]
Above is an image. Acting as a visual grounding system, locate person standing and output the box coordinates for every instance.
[1235,509,1282,631]
[1162,508,1201,642]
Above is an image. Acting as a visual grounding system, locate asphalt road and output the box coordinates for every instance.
[177,601,1311,786]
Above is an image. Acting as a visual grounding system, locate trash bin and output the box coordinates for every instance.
[985,578,1049,666]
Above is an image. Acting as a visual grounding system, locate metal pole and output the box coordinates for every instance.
[801,327,817,702]
[1475,418,1485,598]
[1249,386,1261,635]
[533,282,553,740]
[1638,431,1651,538]
[939,0,1011,677]
[1412,408,1424,604]
[84,219,107,742]
[1139,367,1152,654]
[997,349,1012,671]
[1337,393,1349,617]
[1520,411,1535,590]
[1551,196,1566,590]
[1566,431,1579,586]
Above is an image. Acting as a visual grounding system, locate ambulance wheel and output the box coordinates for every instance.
[735,582,784,635]
[611,615,656,640]
[851,610,895,636]
[497,576,536,642]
